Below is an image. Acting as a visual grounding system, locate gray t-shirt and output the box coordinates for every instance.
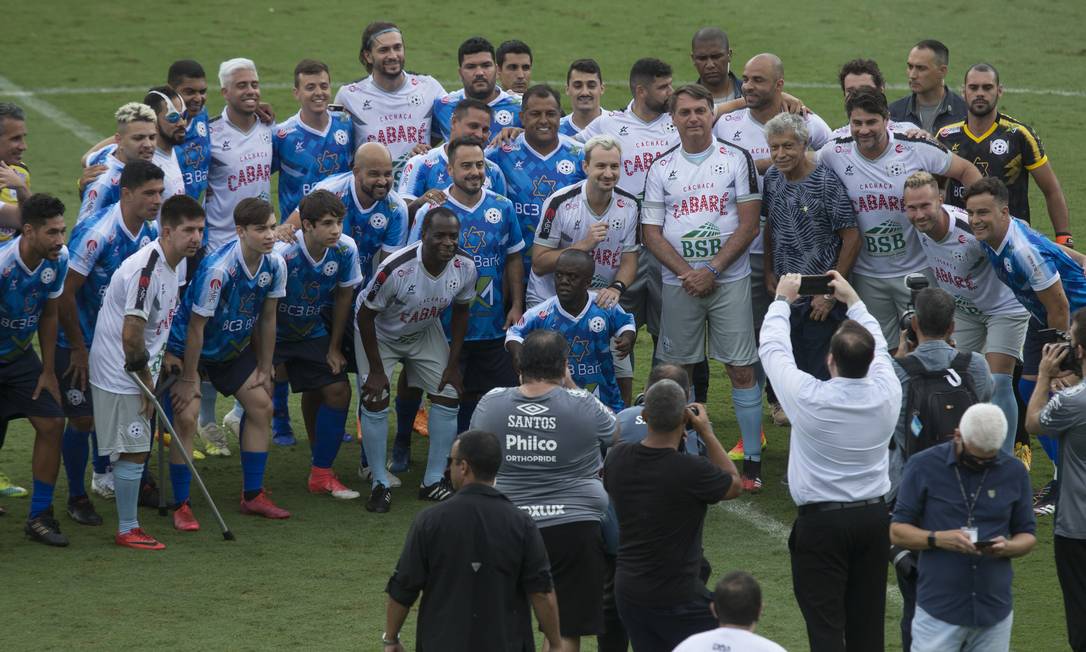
[470,385,617,527]
[615,405,701,455]
[916,102,940,134]
[1038,380,1086,539]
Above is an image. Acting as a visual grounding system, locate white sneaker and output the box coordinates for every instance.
[200,422,232,457]
[358,460,401,488]
[91,470,116,500]
[222,410,242,438]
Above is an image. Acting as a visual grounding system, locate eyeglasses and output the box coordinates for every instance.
[148,90,187,124]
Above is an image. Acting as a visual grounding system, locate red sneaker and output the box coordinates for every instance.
[115,527,166,550]
[741,475,763,493]
[414,406,429,437]
[308,467,361,500]
[173,501,201,531]
[240,490,291,519]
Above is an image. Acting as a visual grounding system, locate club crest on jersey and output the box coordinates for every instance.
[588,316,606,333]
[322,261,339,276]
[257,271,272,287]
[712,163,727,175]
[1003,258,1014,274]
[990,139,1009,155]
[261,132,271,144]
[334,130,349,146]
[447,277,460,292]
[140,236,151,247]
[196,122,208,137]
[369,213,388,229]
[495,110,514,126]
[409,95,422,106]
[40,268,56,284]
[557,160,575,175]
[665,123,677,133]
[66,389,85,406]
[886,162,906,176]
[484,208,502,224]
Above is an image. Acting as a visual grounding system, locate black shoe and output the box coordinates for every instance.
[25,507,70,547]
[365,484,392,513]
[66,495,103,526]
[138,477,160,508]
[418,478,454,502]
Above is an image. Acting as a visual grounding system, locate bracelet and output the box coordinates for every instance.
[608,280,627,295]
[1056,232,1075,248]
[123,350,150,372]
[705,263,722,279]
[382,632,400,645]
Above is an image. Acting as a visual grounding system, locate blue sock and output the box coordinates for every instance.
[199,382,217,427]
[359,407,390,488]
[1018,377,1058,463]
[114,460,142,533]
[273,381,290,420]
[240,451,268,494]
[457,399,478,435]
[394,396,421,450]
[29,479,55,519]
[991,374,1017,454]
[90,431,110,474]
[425,403,459,485]
[312,405,347,468]
[61,426,91,498]
[732,385,763,462]
[170,463,191,504]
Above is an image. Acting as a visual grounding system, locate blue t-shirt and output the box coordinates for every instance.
[272,111,355,219]
[506,293,634,411]
[0,238,68,362]
[431,89,522,142]
[397,145,507,200]
[78,153,125,222]
[167,241,287,362]
[175,108,211,199]
[272,233,362,342]
[558,114,585,138]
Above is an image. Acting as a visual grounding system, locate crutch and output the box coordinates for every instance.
[153,375,176,517]
[129,372,236,541]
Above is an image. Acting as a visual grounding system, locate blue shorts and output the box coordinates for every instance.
[200,346,257,397]
[273,336,347,393]
[1022,316,1046,376]
[0,348,64,447]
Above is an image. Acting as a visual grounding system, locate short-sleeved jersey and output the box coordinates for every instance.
[558,113,595,138]
[981,218,1086,323]
[86,144,185,217]
[411,190,525,341]
[916,205,1027,317]
[272,110,355,218]
[762,163,857,277]
[1037,380,1086,539]
[0,238,68,362]
[528,181,641,306]
[204,110,274,252]
[272,233,362,342]
[397,145,507,201]
[818,131,953,278]
[176,107,211,199]
[642,141,761,285]
[89,240,185,395]
[78,152,125,223]
[309,172,408,284]
[359,241,477,342]
[0,160,29,242]
[60,203,158,349]
[937,114,1048,221]
[506,294,635,411]
[432,89,522,143]
[576,102,680,198]
[167,240,286,361]
[334,73,446,176]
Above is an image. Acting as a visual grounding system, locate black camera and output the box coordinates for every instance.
[1037,328,1082,373]
[898,274,930,348]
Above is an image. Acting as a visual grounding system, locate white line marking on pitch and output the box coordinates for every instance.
[0,75,102,144]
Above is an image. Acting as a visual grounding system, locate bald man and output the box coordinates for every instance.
[691,27,742,108]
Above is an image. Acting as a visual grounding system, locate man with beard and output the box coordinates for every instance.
[168,60,212,199]
[560,59,605,138]
[690,27,742,108]
[833,59,919,137]
[78,103,157,221]
[432,37,522,142]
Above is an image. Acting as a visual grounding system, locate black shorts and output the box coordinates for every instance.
[0,348,65,444]
[1023,316,1046,376]
[273,336,348,393]
[200,346,257,397]
[539,520,606,637]
[55,345,93,417]
[458,338,517,395]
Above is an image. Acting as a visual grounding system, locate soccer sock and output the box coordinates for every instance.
[198,382,217,427]
[457,399,479,435]
[425,403,459,486]
[273,381,290,420]
[1018,377,1059,463]
[393,395,422,451]
[240,451,268,500]
[29,479,55,519]
[693,358,710,404]
[359,407,390,488]
[991,374,1018,454]
[312,405,348,469]
[90,431,110,475]
[113,460,142,534]
[732,385,763,462]
[170,463,191,505]
[61,426,90,498]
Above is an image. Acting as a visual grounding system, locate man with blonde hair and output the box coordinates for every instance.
[78,102,157,221]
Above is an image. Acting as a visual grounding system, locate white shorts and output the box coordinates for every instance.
[353,323,459,399]
[611,339,633,379]
[953,309,1029,360]
[658,277,758,367]
[852,271,933,350]
[90,385,152,456]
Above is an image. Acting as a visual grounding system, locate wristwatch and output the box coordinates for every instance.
[382,632,400,646]
[774,293,790,303]
[928,531,937,550]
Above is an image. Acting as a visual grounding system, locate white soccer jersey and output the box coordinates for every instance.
[642,141,760,285]
[358,242,477,342]
[528,181,641,306]
[334,74,446,171]
[89,240,185,395]
[153,147,186,220]
[576,101,679,198]
[204,109,274,252]
[917,205,1028,317]
[817,131,952,277]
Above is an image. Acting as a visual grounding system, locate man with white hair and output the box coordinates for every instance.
[891,403,1036,652]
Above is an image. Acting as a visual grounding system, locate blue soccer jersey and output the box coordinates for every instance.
[558,114,591,138]
[0,239,68,362]
[983,218,1086,322]
[411,190,525,341]
[59,203,157,349]
[272,233,362,342]
[272,110,355,219]
[309,172,408,284]
[176,108,212,199]
[431,89,522,142]
[77,152,125,223]
[397,145,507,201]
[506,293,635,411]
[167,241,287,362]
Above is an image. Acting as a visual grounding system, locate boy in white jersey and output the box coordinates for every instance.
[674,571,786,652]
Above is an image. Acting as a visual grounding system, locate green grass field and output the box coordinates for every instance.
[3,1,1084,649]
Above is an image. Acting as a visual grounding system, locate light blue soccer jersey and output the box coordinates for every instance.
[309,172,408,284]
[176,108,211,199]
[77,152,125,222]
[272,233,362,342]
[397,145,507,200]
[982,218,1086,322]
[60,203,157,348]
[167,241,286,362]
[558,114,587,138]
[272,110,355,218]
[506,293,635,411]
[411,190,525,341]
[431,89,522,142]
[0,239,68,362]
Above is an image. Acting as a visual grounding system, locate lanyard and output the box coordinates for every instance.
[953,466,990,528]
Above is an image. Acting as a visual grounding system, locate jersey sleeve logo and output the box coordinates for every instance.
[557,160,576,175]
[370,213,388,229]
[334,130,349,145]
[990,139,1009,155]
[257,271,272,287]
[322,261,339,276]
[495,110,514,126]
[588,316,606,332]
[40,268,56,284]
[484,208,502,224]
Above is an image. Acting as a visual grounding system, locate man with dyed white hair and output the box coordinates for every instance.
[78,102,157,221]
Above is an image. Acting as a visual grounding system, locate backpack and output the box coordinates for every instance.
[897,351,979,460]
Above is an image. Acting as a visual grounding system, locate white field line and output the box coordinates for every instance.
[0,75,103,144]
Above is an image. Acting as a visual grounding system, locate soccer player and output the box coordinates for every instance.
[497,39,533,95]
[817,87,981,350]
[272,190,362,499]
[889,40,967,134]
[937,63,1072,242]
[57,161,164,525]
[88,194,203,549]
[165,198,290,524]
[168,60,212,199]
[690,27,742,107]
[273,59,355,220]
[0,102,29,243]
[641,84,765,491]
[560,59,605,138]
[432,37,522,142]
[0,194,68,545]
[508,249,636,411]
[355,207,477,511]
[78,103,157,221]
[334,21,446,176]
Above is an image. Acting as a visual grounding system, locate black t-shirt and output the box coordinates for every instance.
[603,442,732,606]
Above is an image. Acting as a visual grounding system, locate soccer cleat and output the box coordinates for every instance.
[66,495,103,526]
[115,527,165,550]
[728,432,769,461]
[358,459,401,488]
[272,417,295,446]
[25,507,70,546]
[414,406,429,437]
[1033,479,1055,506]
[0,471,28,498]
[1033,479,1058,516]
[201,422,232,457]
[222,409,242,437]
[770,402,790,427]
[1014,442,1032,471]
[308,468,361,500]
[741,475,763,493]
[240,490,291,519]
[388,444,411,474]
[365,484,392,513]
[173,501,200,531]
[418,478,454,502]
[91,470,116,500]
